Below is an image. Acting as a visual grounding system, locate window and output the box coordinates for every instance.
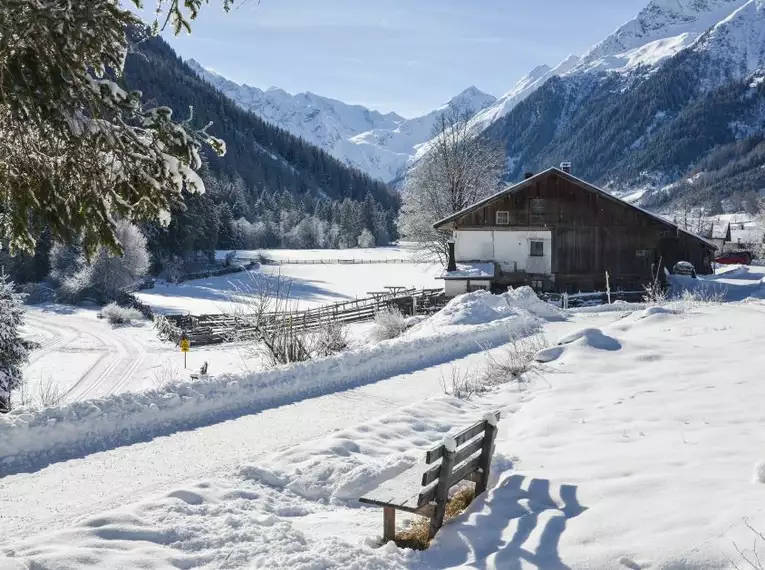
[467,282,489,292]
[530,240,544,257]
[530,199,547,215]
[495,211,510,225]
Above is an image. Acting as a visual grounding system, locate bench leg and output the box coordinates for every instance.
[383,507,396,542]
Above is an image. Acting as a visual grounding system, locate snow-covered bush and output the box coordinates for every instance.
[101,302,142,325]
[19,282,55,305]
[312,319,348,357]
[18,375,64,409]
[676,287,727,308]
[49,221,150,303]
[643,281,668,305]
[371,307,408,342]
[439,365,483,400]
[88,222,151,301]
[482,332,549,389]
[357,228,376,248]
[0,276,29,412]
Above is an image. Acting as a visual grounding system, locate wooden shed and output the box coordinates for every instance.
[433,167,717,296]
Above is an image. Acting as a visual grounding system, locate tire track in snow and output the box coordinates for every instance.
[23,308,150,403]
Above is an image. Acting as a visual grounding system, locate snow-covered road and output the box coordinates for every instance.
[1,312,621,543]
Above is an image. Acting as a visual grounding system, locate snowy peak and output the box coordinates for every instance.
[442,86,497,114]
[573,0,750,73]
[693,0,765,82]
[187,58,495,181]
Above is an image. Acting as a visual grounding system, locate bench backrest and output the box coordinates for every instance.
[416,410,500,508]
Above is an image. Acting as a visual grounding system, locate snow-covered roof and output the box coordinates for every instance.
[433,167,718,250]
[438,263,495,280]
[701,221,731,240]
[731,226,764,245]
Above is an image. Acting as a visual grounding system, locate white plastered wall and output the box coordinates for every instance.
[454,230,552,274]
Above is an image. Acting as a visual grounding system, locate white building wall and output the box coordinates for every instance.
[454,229,553,275]
[454,231,494,261]
[444,280,468,297]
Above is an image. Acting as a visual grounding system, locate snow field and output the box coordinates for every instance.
[136,261,444,315]
[20,305,257,405]
[7,300,765,568]
[0,289,555,474]
[215,244,426,263]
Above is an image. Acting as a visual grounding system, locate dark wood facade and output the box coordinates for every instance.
[436,169,716,293]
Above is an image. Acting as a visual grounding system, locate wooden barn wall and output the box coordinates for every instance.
[453,173,714,291]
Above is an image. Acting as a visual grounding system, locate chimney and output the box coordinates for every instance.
[447,240,457,272]
[560,161,572,174]
[524,171,534,180]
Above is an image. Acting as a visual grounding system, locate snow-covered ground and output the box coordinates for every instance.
[6,267,765,569]
[5,297,765,568]
[136,262,443,315]
[19,305,259,405]
[215,244,432,263]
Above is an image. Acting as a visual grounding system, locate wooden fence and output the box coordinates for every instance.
[265,258,417,265]
[163,287,447,346]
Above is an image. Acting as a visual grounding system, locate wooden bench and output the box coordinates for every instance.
[359,411,500,542]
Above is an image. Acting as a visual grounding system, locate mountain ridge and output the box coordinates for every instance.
[187,59,496,182]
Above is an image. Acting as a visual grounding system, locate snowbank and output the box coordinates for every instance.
[0,300,542,473]
[411,288,563,334]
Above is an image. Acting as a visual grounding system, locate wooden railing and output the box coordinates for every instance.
[163,287,447,346]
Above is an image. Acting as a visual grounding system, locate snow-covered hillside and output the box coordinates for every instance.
[188,60,496,182]
[573,0,751,74]
[463,0,754,140]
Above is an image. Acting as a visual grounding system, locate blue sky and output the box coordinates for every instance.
[142,0,648,117]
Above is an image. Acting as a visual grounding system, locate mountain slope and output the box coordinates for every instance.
[479,0,765,208]
[125,43,396,209]
[187,61,496,182]
[121,34,399,256]
[459,0,751,144]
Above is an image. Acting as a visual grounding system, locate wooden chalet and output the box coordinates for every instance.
[433,166,717,296]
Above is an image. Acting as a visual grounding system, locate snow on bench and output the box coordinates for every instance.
[359,411,500,542]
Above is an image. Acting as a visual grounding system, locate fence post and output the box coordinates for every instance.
[563,292,569,310]
[605,271,612,305]
[475,420,498,496]
[429,446,456,539]
[412,295,417,316]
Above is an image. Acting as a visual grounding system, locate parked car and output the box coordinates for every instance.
[672,261,697,278]
[715,251,752,265]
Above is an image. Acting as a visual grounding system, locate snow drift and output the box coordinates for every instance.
[410,288,563,335]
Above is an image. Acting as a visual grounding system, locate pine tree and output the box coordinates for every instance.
[0,1,228,255]
[0,276,29,412]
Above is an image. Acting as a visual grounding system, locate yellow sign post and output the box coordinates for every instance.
[180,333,190,368]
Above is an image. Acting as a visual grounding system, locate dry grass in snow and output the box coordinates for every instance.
[394,486,477,551]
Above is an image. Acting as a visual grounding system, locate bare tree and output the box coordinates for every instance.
[398,109,505,264]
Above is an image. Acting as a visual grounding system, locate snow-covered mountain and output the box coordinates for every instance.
[187,60,496,182]
[460,0,752,139]
[478,0,765,208]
